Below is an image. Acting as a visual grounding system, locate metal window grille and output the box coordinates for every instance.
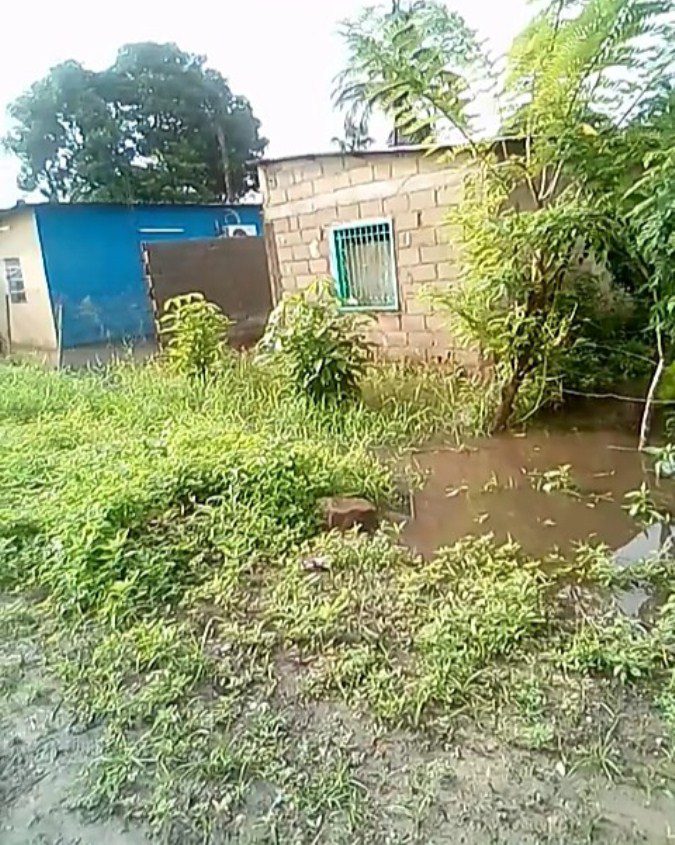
[329,219,398,310]
[3,258,26,303]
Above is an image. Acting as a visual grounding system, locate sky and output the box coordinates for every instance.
[0,0,532,208]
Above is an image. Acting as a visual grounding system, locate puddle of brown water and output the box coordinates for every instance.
[402,415,675,560]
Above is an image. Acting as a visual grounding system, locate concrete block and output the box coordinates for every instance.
[436,184,464,206]
[321,157,347,176]
[335,203,360,219]
[315,172,351,193]
[268,187,289,206]
[397,247,420,267]
[309,258,330,274]
[301,226,322,245]
[436,261,461,282]
[420,207,448,226]
[435,224,456,245]
[277,231,303,248]
[401,315,426,333]
[407,228,437,248]
[314,206,340,227]
[394,211,421,231]
[417,151,453,172]
[296,274,315,289]
[360,199,383,218]
[402,294,431,316]
[407,330,434,349]
[298,213,322,231]
[391,156,419,177]
[373,161,392,180]
[382,330,408,347]
[349,166,375,186]
[296,162,323,181]
[334,186,363,208]
[277,246,295,264]
[288,181,315,201]
[409,189,437,211]
[292,244,311,260]
[380,346,408,361]
[375,314,402,332]
[383,194,410,214]
[274,171,294,189]
[425,314,449,332]
[420,245,449,264]
[408,263,437,283]
[288,259,311,275]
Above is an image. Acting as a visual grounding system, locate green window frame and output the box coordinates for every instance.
[328,218,399,311]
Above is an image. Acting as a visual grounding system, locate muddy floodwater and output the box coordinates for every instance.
[403,401,675,559]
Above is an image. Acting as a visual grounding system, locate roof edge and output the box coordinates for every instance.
[258,137,526,168]
[0,200,262,217]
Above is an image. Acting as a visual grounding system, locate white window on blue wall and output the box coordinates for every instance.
[329,219,398,311]
[3,258,26,303]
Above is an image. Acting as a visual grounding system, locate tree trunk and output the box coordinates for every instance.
[638,311,665,452]
[215,125,233,202]
[639,353,664,451]
[493,372,522,431]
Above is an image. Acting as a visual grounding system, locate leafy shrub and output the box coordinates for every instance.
[159,293,232,379]
[258,280,370,404]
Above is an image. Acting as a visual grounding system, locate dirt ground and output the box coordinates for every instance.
[2,618,675,845]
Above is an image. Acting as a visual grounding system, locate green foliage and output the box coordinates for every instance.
[528,463,577,495]
[332,112,374,153]
[561,617,658,682]
[503,0,671,135]
[258,281,371,404]
[334,0,484,145]
[623,482,669,527]
[5,42,267,202]
[159,293,232,380]
[337,0,673,429]
[0,359,490,837]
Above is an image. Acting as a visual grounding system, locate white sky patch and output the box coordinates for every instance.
[0,0,531,207]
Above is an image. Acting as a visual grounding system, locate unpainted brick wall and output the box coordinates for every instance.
[259,150,472,362]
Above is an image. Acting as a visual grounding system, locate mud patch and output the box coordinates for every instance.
[0,609,148,844]
[2,607,675,843]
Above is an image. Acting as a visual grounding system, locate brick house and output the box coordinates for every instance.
[258,146,471,362]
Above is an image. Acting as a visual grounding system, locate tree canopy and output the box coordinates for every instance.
[4,42,267,203]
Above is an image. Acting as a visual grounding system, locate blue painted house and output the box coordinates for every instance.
[0,202,262,359]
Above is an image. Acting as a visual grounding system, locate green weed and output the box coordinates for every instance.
[528,463,578,495]
[159,293,233,379]
[2,359,675,838]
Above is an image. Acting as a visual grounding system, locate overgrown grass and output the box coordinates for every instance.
[1,358,674,839]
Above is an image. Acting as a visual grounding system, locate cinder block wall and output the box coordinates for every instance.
[259,150,470,362]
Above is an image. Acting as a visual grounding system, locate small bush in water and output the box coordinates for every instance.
[160,293,232,379]
[258,280,370,404]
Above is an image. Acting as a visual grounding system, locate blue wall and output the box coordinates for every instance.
[35,204,262,348]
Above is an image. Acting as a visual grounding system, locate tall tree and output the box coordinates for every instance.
[5,43,267,203]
